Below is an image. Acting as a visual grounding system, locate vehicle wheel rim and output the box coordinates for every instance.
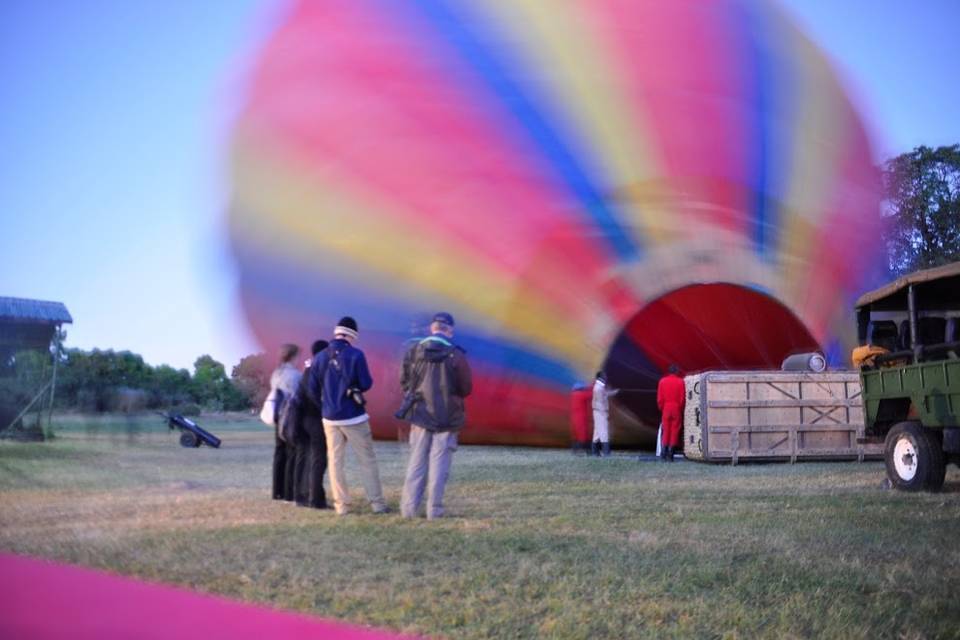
[893,437,918,481]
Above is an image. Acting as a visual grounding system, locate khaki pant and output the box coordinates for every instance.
[323,419,386,514]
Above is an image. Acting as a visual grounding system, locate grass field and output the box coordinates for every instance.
[2,414,959,639]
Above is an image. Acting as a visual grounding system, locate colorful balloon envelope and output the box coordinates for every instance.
[228,0,884,446]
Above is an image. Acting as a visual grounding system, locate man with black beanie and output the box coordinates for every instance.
[307,316,388,515]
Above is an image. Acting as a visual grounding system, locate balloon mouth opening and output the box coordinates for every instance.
[603,282,821,445]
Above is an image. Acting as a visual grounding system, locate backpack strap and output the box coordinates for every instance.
[326,343,352,388]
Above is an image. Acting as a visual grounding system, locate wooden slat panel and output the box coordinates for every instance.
[709,424,861,433]
[708,399,862,408]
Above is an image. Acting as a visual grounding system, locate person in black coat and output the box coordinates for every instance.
[294,339,330,508]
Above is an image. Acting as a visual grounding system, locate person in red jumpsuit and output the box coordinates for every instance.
[656,364,685,462]
[569,383,593,455]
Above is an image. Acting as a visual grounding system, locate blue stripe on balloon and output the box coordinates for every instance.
[234,239,580,388]
[741,1,771,257]
[823,338,844,368]
[399,0,641,263]
[740,1,795,260]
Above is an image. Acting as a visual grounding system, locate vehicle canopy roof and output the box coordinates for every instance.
[855,261,960,312]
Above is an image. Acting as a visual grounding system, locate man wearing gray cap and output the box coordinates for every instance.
[398,312,472,519]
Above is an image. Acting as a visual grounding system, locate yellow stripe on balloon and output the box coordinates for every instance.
[230,130,605,374]
[773,20,847,309]
[479,0,673,248]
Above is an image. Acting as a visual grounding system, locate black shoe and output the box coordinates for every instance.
[666,446,674,462]
[601,442,611,457]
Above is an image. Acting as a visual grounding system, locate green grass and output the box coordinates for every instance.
[2,414,959,639]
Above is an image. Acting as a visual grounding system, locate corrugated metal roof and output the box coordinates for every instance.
[0,297,73,324]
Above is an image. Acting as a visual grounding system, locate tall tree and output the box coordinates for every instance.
[192,355,229,408]
[152,365,193,407]
[231,352,272,408]
[882,144,960,275]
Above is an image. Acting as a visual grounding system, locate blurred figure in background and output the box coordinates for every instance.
[657,364,685,462]
[294,339,329,509]
[569,382,593,455]
[270,343,301,500]
[591,371,618,457]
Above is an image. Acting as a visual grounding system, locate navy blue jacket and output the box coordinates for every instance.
[307,339,373,422]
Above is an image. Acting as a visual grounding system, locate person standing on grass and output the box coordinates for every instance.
[269,344,301,501]
[293,339,330,509]
[657,364,685,462]
[570,382,593,455]
[399,312,472,519]
[283,393,302,503]
[591,371,618,457]
[308,317,389,516]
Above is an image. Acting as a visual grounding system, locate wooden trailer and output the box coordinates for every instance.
[682,370,883,464]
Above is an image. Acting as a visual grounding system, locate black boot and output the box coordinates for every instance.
[591,441,600,457]
[666,446,674,462]
[601,442,611,457]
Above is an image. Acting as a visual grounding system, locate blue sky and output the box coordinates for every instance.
[1,0,958,372]
[779,0,960,159]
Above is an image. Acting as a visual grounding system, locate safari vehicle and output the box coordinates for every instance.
[855,262,960,491]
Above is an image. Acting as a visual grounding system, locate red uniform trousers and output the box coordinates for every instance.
[660,402,682,448]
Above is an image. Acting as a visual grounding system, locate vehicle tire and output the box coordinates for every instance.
[923,429,946,491]
[179,431,199,448]
[884,422,944,491]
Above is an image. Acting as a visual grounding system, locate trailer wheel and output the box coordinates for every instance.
[884,422,945,491]
[179,431,199,448]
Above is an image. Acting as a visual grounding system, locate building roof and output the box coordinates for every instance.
[855,262,960,311]
[0,297,73,324]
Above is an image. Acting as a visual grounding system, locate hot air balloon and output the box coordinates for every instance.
[228,0,885,447]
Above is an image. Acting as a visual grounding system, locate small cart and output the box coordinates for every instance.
[161,413,222,449]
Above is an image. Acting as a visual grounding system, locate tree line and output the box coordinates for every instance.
[2,345,273,415]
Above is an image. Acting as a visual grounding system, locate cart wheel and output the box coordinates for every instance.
[884,422,945,491]
[179,431,199,448]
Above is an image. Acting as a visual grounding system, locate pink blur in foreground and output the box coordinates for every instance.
[0,553,416,640]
